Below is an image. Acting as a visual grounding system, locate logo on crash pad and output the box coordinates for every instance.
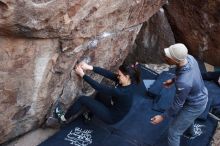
[64,127,93,146]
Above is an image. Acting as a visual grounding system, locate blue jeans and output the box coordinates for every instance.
[168,104,207,146]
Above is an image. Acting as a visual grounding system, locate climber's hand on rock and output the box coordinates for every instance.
[79,61,93,71]
[75,65,85,78]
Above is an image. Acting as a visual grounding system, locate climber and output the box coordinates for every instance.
[54,61,140,124]
[150,43,208,146]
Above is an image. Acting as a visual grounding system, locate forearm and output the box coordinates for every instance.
[83,75,119,95]
[218,76,220,86]
[202,71,220,81]
[83,75,101,90]
[163,88,188,118]
[93,66,118,81]
[162,103,182,118]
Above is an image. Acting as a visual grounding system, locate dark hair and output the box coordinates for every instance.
[119,63,141,84]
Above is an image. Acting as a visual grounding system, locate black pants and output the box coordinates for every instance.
[64,95,114,124]
[202,71,220,86]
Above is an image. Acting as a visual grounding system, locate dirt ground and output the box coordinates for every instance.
[4,128,58,146]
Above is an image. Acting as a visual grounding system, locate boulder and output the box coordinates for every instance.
[164,0,220,66]
[0,0,166,144]
[125,8,175,64]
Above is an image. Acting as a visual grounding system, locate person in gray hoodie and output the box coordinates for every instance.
[150,43,208,146]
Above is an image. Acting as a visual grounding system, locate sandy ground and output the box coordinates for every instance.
[4,128,58,146]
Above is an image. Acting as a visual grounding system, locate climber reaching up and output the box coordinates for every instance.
[53,61,140,124]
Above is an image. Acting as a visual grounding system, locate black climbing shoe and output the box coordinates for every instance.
[54,103,66,123]
[82,112,93,123]
[55,107,64,119]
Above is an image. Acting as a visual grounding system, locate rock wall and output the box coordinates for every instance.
[0,37,59,143]
[125,8,175,64]
[0,0,166,144]
[164,0,220,66]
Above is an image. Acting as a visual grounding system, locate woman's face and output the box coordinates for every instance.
[117,70,130,85]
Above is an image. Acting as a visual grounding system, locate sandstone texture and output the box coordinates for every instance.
[4,128,58,146]
[125,8,175,64]
[0,0,166,144]
[165,0,220,66]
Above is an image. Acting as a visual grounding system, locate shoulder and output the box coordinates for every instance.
[187,55,198,65]
[187,54,195,60]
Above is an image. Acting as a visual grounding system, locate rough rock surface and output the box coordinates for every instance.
[4,128,58,146]
[125,8,175,64]
[212,122,220,146]
[164,0,220,66]
[0,37,59,144]
[0,0,166,144]
[144,63,171,74]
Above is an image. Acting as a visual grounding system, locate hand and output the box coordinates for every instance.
[151,115,164,125]
[75,65,85,78]
[131,62,139,68]
[218,76,220,86]
[79,61,93,71]
[163,79,174,88]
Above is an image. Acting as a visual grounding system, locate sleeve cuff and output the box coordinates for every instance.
[93,66,98,72]
[162,112,168,119]
[83,74,89,80]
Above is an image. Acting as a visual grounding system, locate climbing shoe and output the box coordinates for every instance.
[54,104,66,122]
